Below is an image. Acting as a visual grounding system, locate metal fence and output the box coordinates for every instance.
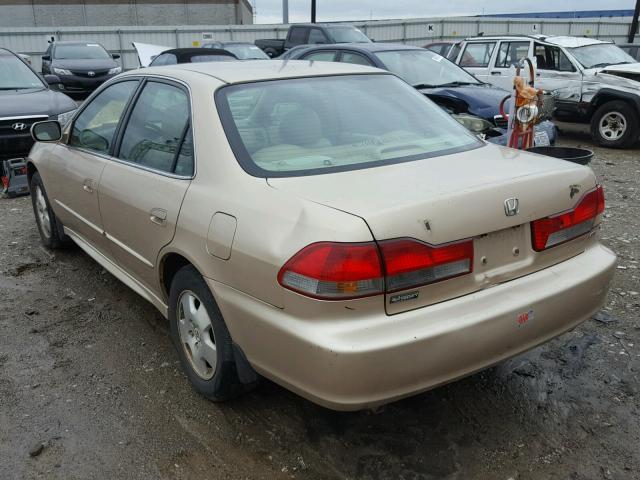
[0,16,635,72]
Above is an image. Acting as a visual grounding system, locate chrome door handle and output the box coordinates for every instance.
[150,208,168,226]
[82,179,94,193]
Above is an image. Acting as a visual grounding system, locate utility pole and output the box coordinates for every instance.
[282,0,288,24]
[630,0,640,43]
[311,0,316,23]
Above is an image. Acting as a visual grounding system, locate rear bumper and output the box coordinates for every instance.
[209,243,615,411]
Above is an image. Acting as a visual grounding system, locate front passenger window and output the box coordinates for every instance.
[118,81,190,174]
[69,80,138,154]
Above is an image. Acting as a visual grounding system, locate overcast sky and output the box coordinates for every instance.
[252,0,636,24]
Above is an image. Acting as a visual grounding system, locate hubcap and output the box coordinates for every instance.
[599,111,627,141]
[177,291,217,380]
[35,186,51,239]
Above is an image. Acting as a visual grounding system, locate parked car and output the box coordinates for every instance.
[617,43,640,61]
[202,41,269,60]
[255,23,370,58]
[148,48,237,66]
[451,35,640,148]
[288,43,556,146]
[41,41,122,95]
[26,60,615,411]
[0,48,76,196]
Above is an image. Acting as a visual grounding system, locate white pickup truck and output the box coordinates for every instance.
[450,35,640,149]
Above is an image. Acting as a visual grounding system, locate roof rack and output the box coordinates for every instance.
[465,34,549,41]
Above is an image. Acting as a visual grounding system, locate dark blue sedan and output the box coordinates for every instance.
[286,43,556,147]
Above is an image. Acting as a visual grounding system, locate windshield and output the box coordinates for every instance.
[377,49,480,87]
[224,44,269,59]
[569,43,636,69]
[54,44,111,60]
[327,26,371,43]
[216,74,481,177]
[0,54,44,90]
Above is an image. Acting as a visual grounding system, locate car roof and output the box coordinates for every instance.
[52,41,103,45]
[293,42,423,54]
[463,34,608,48]
[136,59,385,84]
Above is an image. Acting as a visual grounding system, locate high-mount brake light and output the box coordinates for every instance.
[531,185,605,252]
[278,238,474,300]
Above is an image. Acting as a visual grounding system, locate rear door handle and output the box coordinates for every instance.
[491,71,502,76]
[150,208,168,226]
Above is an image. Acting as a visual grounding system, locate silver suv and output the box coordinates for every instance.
[451,35,640,148]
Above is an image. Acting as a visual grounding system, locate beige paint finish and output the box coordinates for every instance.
[28,61,616,410]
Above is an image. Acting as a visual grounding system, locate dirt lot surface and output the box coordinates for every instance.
[1,131,639,480]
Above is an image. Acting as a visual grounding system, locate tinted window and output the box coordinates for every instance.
[70,80,138,154]
[150,53,177,66]
[119,82,190,174]
[460,42,496,67]
[495,41,530,68]
[303,51,338,62]
[340,52,373,66]
[217,75,480,177]
[288,27,308,44]
[54,43,110,60]
[0,53,44,89]
[308,29,328,44]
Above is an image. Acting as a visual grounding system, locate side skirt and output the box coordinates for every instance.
[64,226,169,318]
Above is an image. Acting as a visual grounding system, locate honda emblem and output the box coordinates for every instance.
[12,123,27,131]
[504,197,519,217]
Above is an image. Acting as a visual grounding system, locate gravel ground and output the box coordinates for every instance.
[0,131,638,480]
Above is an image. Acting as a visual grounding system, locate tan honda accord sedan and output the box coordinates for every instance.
[26,60,616,410]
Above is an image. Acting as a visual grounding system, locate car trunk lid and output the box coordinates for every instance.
[268,144,598,313]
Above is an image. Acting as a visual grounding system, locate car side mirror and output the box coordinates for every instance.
[32,121,62,142]
[79,129,109,151]
[44,74,61,86]
[112,53,121,60]
[42,55,51,61]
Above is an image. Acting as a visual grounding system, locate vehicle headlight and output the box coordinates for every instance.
[57,109,77,127]
[53,68,72,76]
[108,66,122,75]
[451,113,494,133]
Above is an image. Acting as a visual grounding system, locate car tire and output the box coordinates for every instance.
[29,171,71,249]
[168,265,243,402]
[590,100,639,149]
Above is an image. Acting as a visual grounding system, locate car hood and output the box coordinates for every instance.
[599,62,640,75]
[52,58,117,71]
[418,84,508,120]
[0,88,77,117]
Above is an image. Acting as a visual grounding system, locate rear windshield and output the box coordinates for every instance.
[54,43,110,60]
[216,74,481,177]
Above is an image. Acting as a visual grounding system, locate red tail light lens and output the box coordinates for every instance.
[278,242,384,299]
[278,238,474,299]
[379,238,474,292]
[531,185,604,252]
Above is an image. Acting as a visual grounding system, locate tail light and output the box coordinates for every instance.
[378,239,473,293]
[278,238,473,300]
[531,185,605,252]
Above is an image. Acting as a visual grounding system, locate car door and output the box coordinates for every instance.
[490,40,532,90]
[44,79,140,255]
[458,41,497,85]
[532,42,582,94]
[98,78,193,292]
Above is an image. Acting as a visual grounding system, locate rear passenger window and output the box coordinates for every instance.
[303,51,337,62]
[118,81,191,174]
[288,27,308,45]
[340,52,373,66]
[69,80,138,154]
[460,42,496,67]
[495,41,530,68]
[308,29,328,44]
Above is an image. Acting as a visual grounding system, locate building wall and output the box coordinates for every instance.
[0,0,253,27]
